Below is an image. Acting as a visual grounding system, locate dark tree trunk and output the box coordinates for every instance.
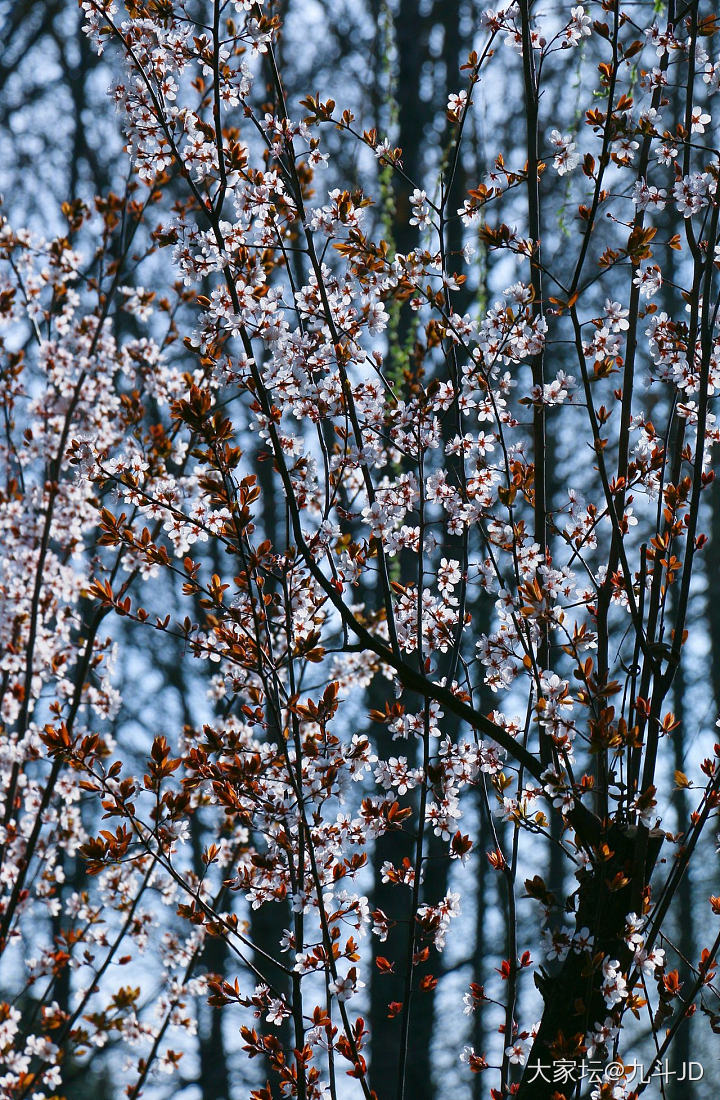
[252,434,293,1098]
[393,2,471,1093]
[518,815,663,1100]
[369,719,417,1096]
[198,932,232,1100]
[470,804,489,1100]
[368,1,426,1091]
[667,605,694,1100]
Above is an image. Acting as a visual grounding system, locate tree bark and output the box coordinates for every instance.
[517,816,663,1100]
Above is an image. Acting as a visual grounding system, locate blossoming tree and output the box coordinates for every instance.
[2,2,720,1099]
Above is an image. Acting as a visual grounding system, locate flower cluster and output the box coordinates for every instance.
[2,1,720,1097]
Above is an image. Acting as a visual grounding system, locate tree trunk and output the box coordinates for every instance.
[667,603,694,1100]
[518,817,663,1100]
[198,932,232,1100]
